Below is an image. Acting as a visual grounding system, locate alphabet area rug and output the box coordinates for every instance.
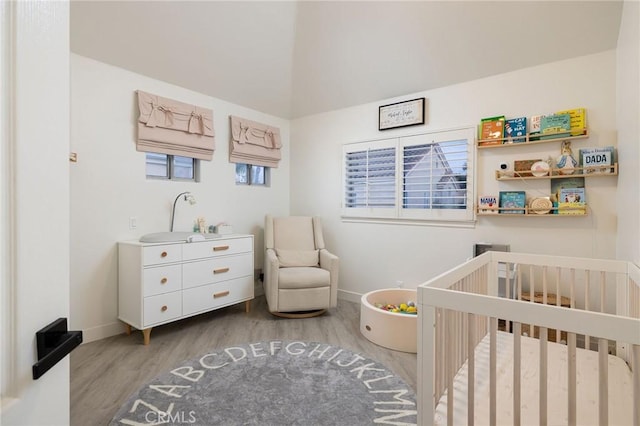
[110,340,417,425]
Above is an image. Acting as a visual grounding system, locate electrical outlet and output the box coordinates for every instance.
[395,280,404,288]
[129,216,137,230]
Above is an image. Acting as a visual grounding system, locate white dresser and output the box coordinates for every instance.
[118,234,254,344]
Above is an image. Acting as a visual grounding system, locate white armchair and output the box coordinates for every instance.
[263,215,339,318]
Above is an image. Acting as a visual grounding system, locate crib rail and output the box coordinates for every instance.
[417,252,640,426]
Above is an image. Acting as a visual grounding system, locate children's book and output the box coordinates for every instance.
[556,108,587,136]
[499,191,526,214]
[540,114,571,140]
[504,117,527,144]
[558,187,586,215]
[578,146,615,174]
[529,114,550,140]
[479,116,505,146]
[478,195,498,214]
[550,177,585,200]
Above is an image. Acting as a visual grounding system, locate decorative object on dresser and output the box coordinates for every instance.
[263,215,339,318]
[170,191,197,232]
[118,234,254,345]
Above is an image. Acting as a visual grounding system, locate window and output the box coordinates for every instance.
[342,127,475,222]
[236,163,269,186]
[146,153,198,181]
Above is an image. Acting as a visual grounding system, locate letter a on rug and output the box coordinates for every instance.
[110,341,417,425]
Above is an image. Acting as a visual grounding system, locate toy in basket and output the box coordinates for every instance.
[375,301,417,314]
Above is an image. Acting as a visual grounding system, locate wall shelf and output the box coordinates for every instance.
[477,130,588,149]
[495,163,618,180]
[477,206,588,216]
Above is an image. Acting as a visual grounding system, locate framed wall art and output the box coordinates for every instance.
[378,97,426,131]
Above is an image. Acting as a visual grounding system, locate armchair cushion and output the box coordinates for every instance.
[275,248,319,267]
[278,267,330,289]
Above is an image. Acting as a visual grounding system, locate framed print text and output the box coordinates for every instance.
[378,98,425,131]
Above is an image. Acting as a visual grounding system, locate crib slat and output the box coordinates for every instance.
[513,322,521,426]
[446,310,453,426]
[633,344,640,426]
[600,271,606,313]
[568,332,577,426]
[529,266,535,338]
[490,317,497,426]
[585,272,591,350]
[539,327,548,426]
[598,338,608,426]
[555,267,561,343]
[467,313,475,426]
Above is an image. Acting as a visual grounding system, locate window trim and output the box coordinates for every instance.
[342,126,476,224]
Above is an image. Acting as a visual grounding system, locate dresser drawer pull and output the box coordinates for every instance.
[161,305,168,312]
[161,251,168,258]
[160,278,168,284]
[213,245,229,252]
[213,267,230,274]
[213,291,230,299]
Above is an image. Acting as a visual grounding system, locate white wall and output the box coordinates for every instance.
[70,55,290,342]
[615,1,640,264]
[291,51,619,300]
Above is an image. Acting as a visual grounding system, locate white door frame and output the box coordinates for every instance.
[1,1,71,424]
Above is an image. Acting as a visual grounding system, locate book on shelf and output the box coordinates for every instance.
[550,177,585,199]
[499,191,526,214]
[539,113,571,140]
[478,115,505,146]
[529,113,551,140]
[478,195,499,214]
[556,108,587,136]
[504,117,527,144]
[578,146,615,174]
[558,187,586,215]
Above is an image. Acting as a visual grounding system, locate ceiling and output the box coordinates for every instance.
[70,1,623,119]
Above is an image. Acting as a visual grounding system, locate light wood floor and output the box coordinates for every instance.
[70,296,417,426]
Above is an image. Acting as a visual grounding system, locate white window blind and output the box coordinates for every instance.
[342,127,475,222]
[343,138,397,218]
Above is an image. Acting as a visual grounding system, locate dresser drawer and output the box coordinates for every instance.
[182,253,253,289]
[143,265,182,297]
[143,292,182,326]
[182,237,252,261]
[182,275,254,316]
[143,244,182,266]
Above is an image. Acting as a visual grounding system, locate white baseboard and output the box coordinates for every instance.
[337,289,363,304]
[81,321,125,344]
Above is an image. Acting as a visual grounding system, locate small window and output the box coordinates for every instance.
[146,153,198,181]
[236,164,269,186]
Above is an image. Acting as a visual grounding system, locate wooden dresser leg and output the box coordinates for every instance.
[245,300,251,313]
[124,323,132,336]
[142,328,152,345]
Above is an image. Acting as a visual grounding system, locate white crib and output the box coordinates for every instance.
[417,251,640,426]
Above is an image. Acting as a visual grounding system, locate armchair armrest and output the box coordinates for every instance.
[263,248,280,312]
[319,249,339,308]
